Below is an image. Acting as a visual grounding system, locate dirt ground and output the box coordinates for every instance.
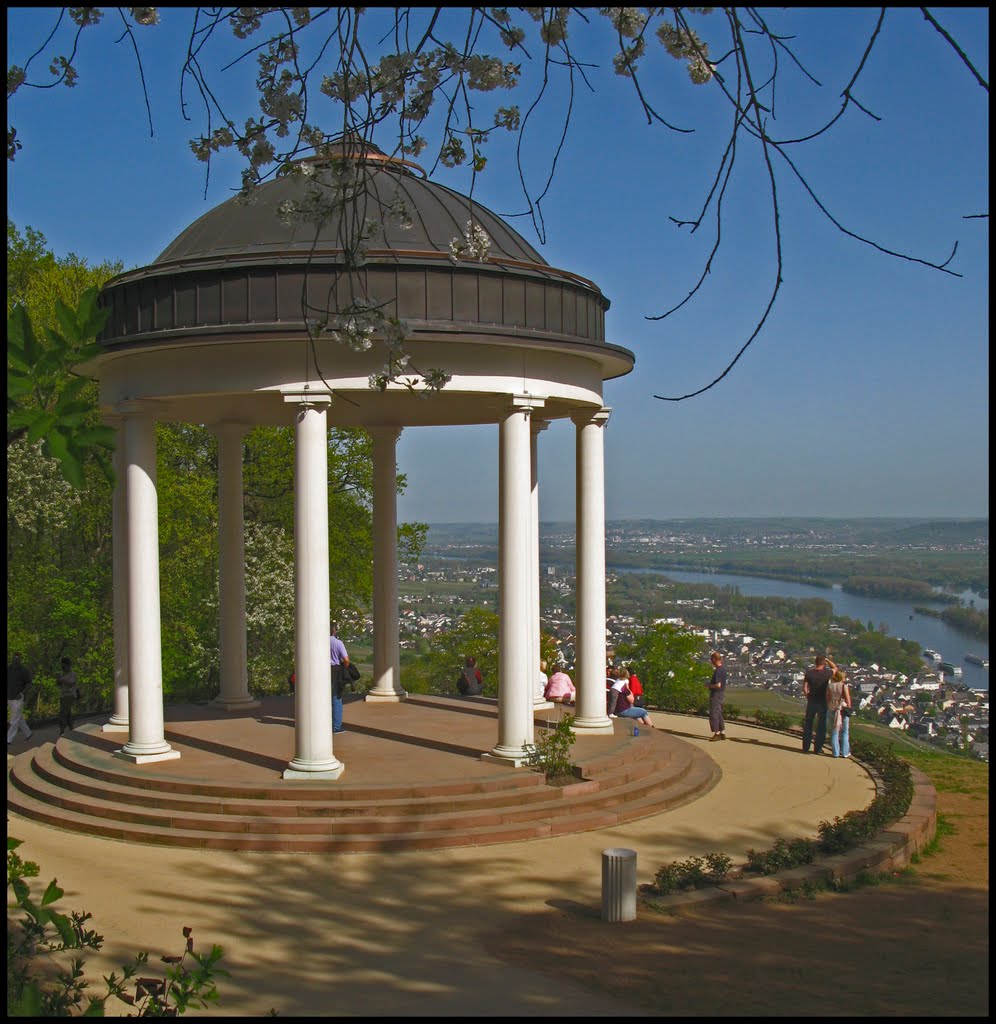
[487,775,989,1017]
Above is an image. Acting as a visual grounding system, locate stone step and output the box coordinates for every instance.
[51,723,670,806]
[10,742,697,838]
[6,794,559,852]
[3,733,712,851]
[31,744,570,818]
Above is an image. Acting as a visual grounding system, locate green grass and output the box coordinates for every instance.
[725,687,802,716]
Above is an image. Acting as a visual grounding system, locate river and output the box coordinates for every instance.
[610,567,990,691]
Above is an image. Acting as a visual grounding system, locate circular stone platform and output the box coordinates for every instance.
[7,696,720,852]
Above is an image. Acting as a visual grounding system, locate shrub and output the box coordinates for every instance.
[745,837,816,875]
[754,709,794,732]
[653,853,732,894]
[818,741,913,854]
[526,714,578,782]
[7,837,226,1016]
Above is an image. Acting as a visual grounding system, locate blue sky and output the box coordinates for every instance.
[7,8,989,524]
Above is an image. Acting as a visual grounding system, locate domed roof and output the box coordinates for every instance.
[155,146,546,268]
[96,139,630,382]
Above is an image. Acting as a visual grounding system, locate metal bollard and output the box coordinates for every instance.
[601,847,637,922]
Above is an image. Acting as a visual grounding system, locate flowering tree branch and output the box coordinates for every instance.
[7,7,988,402]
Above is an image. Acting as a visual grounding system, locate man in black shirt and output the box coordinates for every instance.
[802,654,837,754]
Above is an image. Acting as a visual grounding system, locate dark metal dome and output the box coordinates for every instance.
[155,150,547,267]
[97,141,626,370]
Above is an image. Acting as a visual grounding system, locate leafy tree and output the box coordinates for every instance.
[7,223,121,487]
[618,622,708,713]
[6,226,123,711]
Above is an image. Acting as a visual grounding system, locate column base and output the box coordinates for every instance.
[114,747,182,764]
[102,717,130,733]
[213,696,262,712]
[481,749,533,768]
[572,716,616,736]
[532,700,555,712]
[365,691,407,703]
[283,759,345,781]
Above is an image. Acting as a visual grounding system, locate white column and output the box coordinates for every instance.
[531,419,553,710]
[367,426,406,702]
[572,408,614,735]
[104,416,129,732]
[485,396,542,766]
[213,421,259,711]
[284,395,344,779]
[115,407,180,763]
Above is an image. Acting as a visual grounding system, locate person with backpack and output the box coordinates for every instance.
[457,656,484,696]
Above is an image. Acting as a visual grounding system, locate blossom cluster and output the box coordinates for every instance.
[449,220,492,263]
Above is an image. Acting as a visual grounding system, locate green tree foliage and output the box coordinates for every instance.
[7,222,121,488]
[402,607,500,696]
[940,604,989,641]
[844,575,957,602]
[6,225,122,716]
[618,622,708,713]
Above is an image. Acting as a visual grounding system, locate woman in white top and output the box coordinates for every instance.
[826,669,852,758]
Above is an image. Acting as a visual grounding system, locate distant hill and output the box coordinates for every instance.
[425,517,989,550]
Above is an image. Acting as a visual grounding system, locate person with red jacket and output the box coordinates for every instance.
[626,665,645,707]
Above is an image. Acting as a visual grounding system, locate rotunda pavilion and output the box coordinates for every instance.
[88,141,635,780]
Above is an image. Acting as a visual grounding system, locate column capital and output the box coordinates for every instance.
[282,386,332,407]
[368,425,404,443]
[115,399,162,418]
[210,420,252,439]
[571,406,611,428]
[510,393,547,415]
[530,417,551,436]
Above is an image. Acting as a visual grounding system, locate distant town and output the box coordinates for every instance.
[342,557,990,763]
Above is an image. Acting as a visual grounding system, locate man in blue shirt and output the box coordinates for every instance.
[329,624,351,735]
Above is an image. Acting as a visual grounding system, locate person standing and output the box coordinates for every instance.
[707,651,727,742]
[7,652,33,744]
[329,623,350,735]
[827,668,853,758]
[56,656,79,736]
[802,654,837,754]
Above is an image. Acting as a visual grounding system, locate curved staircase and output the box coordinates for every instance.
[7,702,720,853]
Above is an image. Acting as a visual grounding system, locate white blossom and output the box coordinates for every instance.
[449,220,491,262]
[6,438,82,533]
[127,7,160,26]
